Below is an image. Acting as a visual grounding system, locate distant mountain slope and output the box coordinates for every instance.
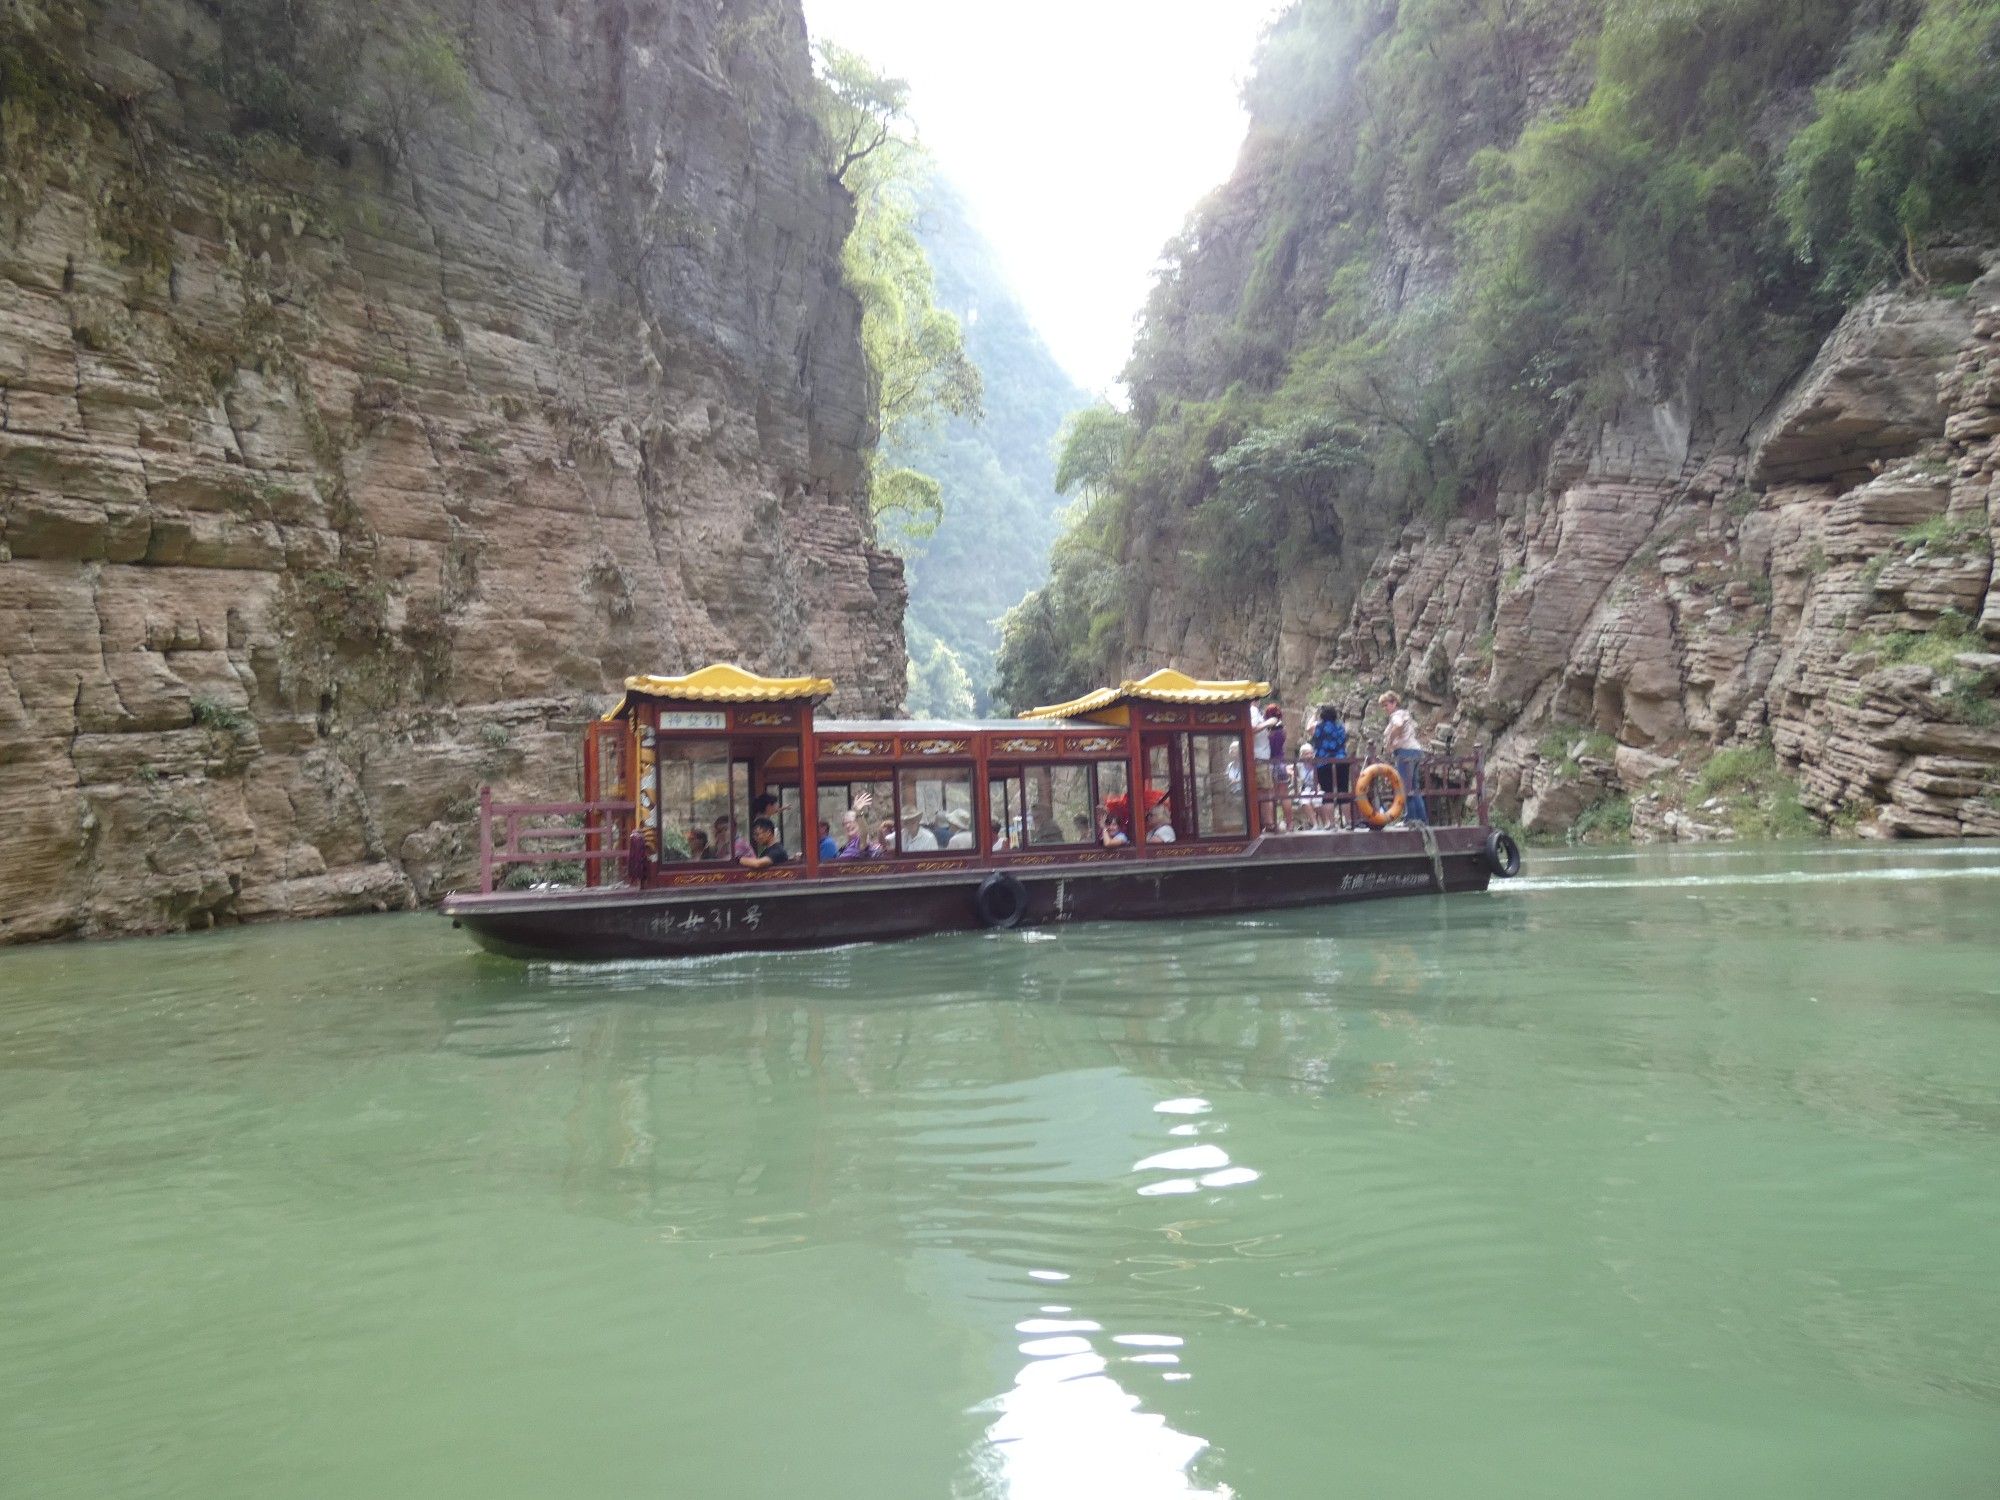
[885,176,1090,712]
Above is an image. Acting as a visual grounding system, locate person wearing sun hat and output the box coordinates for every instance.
[901,804,939,851]
[944,807,975,850]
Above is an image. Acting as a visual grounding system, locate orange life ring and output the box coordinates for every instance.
[1354,763,1406,829]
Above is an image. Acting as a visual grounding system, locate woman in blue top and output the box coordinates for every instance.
[1311,704,1350,831]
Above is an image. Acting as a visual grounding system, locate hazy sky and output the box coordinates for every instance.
[800,0,1287,393]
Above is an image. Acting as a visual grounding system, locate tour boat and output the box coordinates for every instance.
[440,664,1521,961]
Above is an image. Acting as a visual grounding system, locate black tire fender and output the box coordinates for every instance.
[973,872,1030,929]
[1484,829,1522,879]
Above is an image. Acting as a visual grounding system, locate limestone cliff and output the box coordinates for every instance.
[0,0,905,942]
[1332,273,2000,840]
[1006,0,1999,842]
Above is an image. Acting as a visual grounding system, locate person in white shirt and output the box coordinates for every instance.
[1378,691,1429,825]
[1248,702,1287,831]
[902,808,939,851]
[1146,802,1177,843]
[944,809,975,850]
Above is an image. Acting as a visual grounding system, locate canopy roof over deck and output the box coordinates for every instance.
[1021,668,1271,722]
[604,663,835,720]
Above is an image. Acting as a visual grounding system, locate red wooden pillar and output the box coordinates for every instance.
[800,704,820,877]
[972,729,992,868]
[1241,704,1263,839]
[1125,712,1146,848]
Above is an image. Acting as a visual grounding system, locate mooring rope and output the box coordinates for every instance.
[1418,821,1445,893]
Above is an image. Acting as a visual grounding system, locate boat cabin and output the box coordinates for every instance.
[482,664,1276,893]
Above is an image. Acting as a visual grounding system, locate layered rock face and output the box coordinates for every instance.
[1324,270,2000,840]
[0,0,906,942]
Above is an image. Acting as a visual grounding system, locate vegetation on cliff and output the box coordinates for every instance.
[813,43,982,542]
[995,0,2000,708]
[886,178,1090,714]
[814,45,1090,715]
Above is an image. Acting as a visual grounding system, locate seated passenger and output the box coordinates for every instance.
[712,815,748,860]
[686,828,710,860]
[1071,815,1093,843]
[1100,809,1131,848]
[945,809,975,849]
[834,808,875,859]
[903,809,939,852]
[817,819,838,861]
[875,817,898,854]
[739,816,788,869]
[990,817,1009,852]
[1147,803,1177,843]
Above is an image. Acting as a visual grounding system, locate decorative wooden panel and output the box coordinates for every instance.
[900,737,972,757]
[735,706,800,729]
[1063,734,1129,756]
[990,736,1057,756]
[818,738,894,759]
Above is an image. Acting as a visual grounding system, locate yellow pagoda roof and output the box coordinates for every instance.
[605,663,834,718]
[1023,668,1271,721]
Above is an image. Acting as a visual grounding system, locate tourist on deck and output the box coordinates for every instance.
[876,816,899,854]
[751,791,780,822]
[1312,703,1350,831]
[1146,802,1177,843]
[817,820,838,861]
[686,828,710,860]
[990,817,1010,852]
[945,809,976,850]
[712,815,749,860]
[834,808,875,860]
[1249,702,1279,831]
[1100,812,1131,847]
[1294,742,1322,830]
[1380,691,1428,825]
[738,816,788,869]
[1257,703,1291,832]
[903,808,939,851]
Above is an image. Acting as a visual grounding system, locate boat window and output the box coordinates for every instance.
[1094,760,1131,841]
[988,777,1021,850]
[894,767,974,853]
[1023,764,1092,845]
[990,762,1130,848]
[818,778,891,847]
[1189,734,1248,836]
[649,737,734,858]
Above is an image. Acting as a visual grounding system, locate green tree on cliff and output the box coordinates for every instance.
[812,43,982,537]
[993,406,1135,712]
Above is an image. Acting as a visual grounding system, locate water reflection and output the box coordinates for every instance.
[969,1288,1216,1500]
[3,845,1999,1499]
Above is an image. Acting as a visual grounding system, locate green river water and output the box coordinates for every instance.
[2,841,1998,1498]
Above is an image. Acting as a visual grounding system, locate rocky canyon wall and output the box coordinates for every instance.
[0,0,906,942]
[1086,2,2000,844]
[1224,269,2000,841]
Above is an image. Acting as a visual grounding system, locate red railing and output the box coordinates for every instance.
[477,788,634,894]
[1255,748,1489,832]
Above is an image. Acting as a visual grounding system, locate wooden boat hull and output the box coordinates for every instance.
[441,826,1501,962]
